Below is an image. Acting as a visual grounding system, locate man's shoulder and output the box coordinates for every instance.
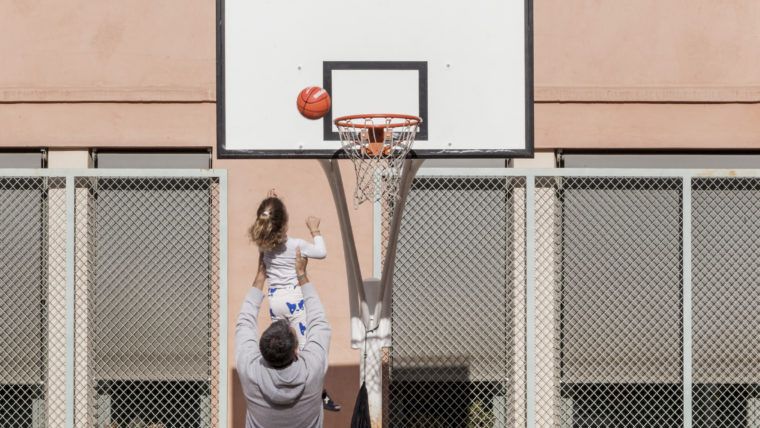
[297,346,327,365]
[236,353,263,377]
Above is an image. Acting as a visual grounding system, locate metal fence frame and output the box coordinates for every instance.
[376,167,760,427]
[1,169,227,428]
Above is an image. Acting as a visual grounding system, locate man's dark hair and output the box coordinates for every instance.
[260,320,298,368]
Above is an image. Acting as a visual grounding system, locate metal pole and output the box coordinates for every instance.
[64,176,75,428]
[319,159,371,329]
[683,176,693,428]
[525,175,536,428]
[218,172,229,428]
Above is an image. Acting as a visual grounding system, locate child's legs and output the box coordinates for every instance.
[288,308,307,350]
[267,286,307,349]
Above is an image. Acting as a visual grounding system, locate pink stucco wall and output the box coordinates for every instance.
[532,0,760,150]
[535,0,760,98]
[2,1,760,426]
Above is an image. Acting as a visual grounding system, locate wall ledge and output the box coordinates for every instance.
[536,86,760,103]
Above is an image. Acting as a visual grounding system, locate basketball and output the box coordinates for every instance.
[297,87,331,120]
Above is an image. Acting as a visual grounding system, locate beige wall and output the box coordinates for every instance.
[535,0,760,100]
[1,0,214,103]
[2,0,760,426]
[534,0,760,149]
[4,0,760,150]
[6,0,760,150]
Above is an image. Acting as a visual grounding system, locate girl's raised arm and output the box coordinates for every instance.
[300,216,327,259]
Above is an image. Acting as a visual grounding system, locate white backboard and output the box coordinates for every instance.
[218,0,533,158]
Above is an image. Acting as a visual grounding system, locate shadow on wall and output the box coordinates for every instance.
[232,365,360,428]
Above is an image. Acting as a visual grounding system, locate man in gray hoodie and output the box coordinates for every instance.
[235,248,331,428]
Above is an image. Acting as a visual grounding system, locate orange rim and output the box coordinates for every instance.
[334,113,422,129]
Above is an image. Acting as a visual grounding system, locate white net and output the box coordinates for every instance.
[335,114,421,207]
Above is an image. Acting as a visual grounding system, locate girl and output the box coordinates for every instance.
[249,190,341,412]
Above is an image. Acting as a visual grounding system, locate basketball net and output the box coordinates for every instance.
[334,114,422,207]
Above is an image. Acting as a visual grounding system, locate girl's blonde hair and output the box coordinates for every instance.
[249,197,288,252]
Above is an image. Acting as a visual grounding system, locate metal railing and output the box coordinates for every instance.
[0,169,227,428]
[381,169,760,427]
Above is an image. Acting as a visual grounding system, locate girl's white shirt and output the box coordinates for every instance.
[262,236,326,289]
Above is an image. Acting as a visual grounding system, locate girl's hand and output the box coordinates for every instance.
[267,188,278,198]
[295,248,309,286]
[306,216,321,236]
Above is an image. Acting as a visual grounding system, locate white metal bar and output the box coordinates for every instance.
[0,167,757,178]
[64,176,75,428]
[414,168,760,178]
[682,176,693,428]
[218,171,229,428]
[0,168,226,177]
[525,176,536,428]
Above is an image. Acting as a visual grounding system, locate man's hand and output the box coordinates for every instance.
[306,216,321,237]
[252,253,266,290]
[296,248,309,286]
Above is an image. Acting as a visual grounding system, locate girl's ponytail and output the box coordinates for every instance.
[249,197,288,251]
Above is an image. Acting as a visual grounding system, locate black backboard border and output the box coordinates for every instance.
[216,0,534,159]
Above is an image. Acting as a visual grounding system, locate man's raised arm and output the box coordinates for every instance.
[235,254,267,371]
[295,249,332,362]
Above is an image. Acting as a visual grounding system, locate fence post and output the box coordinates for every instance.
[64,176,75,428]
[219,172,229,428]
[526,175,536,428]
[683,176,692,428]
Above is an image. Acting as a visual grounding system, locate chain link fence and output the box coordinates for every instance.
[387,175,526,427]
[0,171,225,428]
[534,176,684,427]
[0,177,66,427]
[383,170,760,427]
[692,178,760,427]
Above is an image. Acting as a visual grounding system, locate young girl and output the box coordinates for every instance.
[249,190,341,412]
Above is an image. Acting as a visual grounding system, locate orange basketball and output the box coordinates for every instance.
[297,86,331,120]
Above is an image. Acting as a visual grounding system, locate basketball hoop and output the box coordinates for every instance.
[334,114,422,207]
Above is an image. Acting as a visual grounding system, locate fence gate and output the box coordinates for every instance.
[383,169,760,428]
[0,170,227,428]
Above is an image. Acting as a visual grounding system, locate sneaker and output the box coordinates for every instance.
[322,390,341,412]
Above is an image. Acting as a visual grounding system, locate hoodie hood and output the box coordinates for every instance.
[256,360,307,405]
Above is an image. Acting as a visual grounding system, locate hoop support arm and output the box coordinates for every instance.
[372,158,424,330]
[319,159,372,329]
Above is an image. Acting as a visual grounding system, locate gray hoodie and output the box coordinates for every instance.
[235,284,332,428]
